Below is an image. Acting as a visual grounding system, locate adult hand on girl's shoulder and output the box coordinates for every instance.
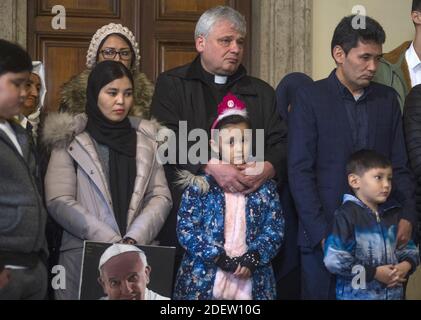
[239,161,275,195]
[204,158,248,193]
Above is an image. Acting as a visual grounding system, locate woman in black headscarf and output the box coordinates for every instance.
[43,61,172,300]
[404,85,421,248]
[84,60,137,237]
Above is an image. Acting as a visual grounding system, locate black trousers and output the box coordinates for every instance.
[300,246,336,300]
[276,266,301,300]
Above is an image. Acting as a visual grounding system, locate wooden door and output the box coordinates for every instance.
[27,0,251,112]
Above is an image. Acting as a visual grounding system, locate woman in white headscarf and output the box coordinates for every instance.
[59,23,153,119]
[19,61,47,139]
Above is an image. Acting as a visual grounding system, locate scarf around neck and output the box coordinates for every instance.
[85,61,137,236]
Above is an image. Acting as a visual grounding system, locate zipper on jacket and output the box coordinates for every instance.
[366,205,390,299]
[73,138,114,210]
[374,211,380,223]
[372,210,388,267]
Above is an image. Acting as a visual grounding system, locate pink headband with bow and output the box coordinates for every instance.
[211,93,248,130]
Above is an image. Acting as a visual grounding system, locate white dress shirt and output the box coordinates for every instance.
[405,42,421,87]
[0,120,23,156]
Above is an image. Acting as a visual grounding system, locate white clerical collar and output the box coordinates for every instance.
[214,75,228,85]
[406,42,421,71]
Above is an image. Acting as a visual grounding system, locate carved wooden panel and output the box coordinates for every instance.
[158,41,197,73]
[40,38,89,112]
[39,0,119,18]
[158,0,228,21]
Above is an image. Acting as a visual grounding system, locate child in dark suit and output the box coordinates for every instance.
[0,40,48,300]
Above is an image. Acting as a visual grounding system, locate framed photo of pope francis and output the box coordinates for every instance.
[79,241,176,300]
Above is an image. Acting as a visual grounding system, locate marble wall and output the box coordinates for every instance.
[0,0,27,48]
[251,0,312,87]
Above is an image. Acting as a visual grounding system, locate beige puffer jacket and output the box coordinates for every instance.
[43,112,172,250]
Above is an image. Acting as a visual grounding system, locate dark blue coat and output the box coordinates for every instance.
[288,70,416,249]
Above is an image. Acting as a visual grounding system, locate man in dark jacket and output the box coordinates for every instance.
[288,15,416,299]
[0,40,48,299]
[272,73,314,300]
[151,6,287,270]
[374,0,421,111]
[404,85,421,244]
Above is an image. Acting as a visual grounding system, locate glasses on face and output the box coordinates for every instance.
[100,48,132,61]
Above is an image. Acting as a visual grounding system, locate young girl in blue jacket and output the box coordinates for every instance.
[174,93,284,300]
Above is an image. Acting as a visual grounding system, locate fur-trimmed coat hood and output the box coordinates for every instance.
[175,169,211,194]
[59,69,154,119]
[41,112,163,151]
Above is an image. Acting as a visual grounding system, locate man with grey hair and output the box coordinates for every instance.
[97,244,169,300]
[151,6,287,275]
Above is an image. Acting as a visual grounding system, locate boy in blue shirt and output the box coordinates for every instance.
[324,150,419,300]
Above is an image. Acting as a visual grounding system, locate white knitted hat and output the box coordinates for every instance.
[86,23,140,70]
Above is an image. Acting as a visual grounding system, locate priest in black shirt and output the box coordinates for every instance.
[151,5,287,285]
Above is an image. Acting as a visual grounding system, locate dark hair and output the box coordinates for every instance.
[90,60,133,88]
[87,60,134,106]
[413,0,421,12]
[214,114,251,131]
[331,15,386,57]
[346,149,392,176]
[276,72,313,121]
[96,33,135,69]
[0,39,33,76]
[212,115,251,147]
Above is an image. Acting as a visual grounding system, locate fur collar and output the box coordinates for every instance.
[175,170,210,194]
[41,112,165,151]
[59,69,154,119]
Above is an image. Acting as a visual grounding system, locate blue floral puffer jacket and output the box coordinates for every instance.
[174,175,284,300]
